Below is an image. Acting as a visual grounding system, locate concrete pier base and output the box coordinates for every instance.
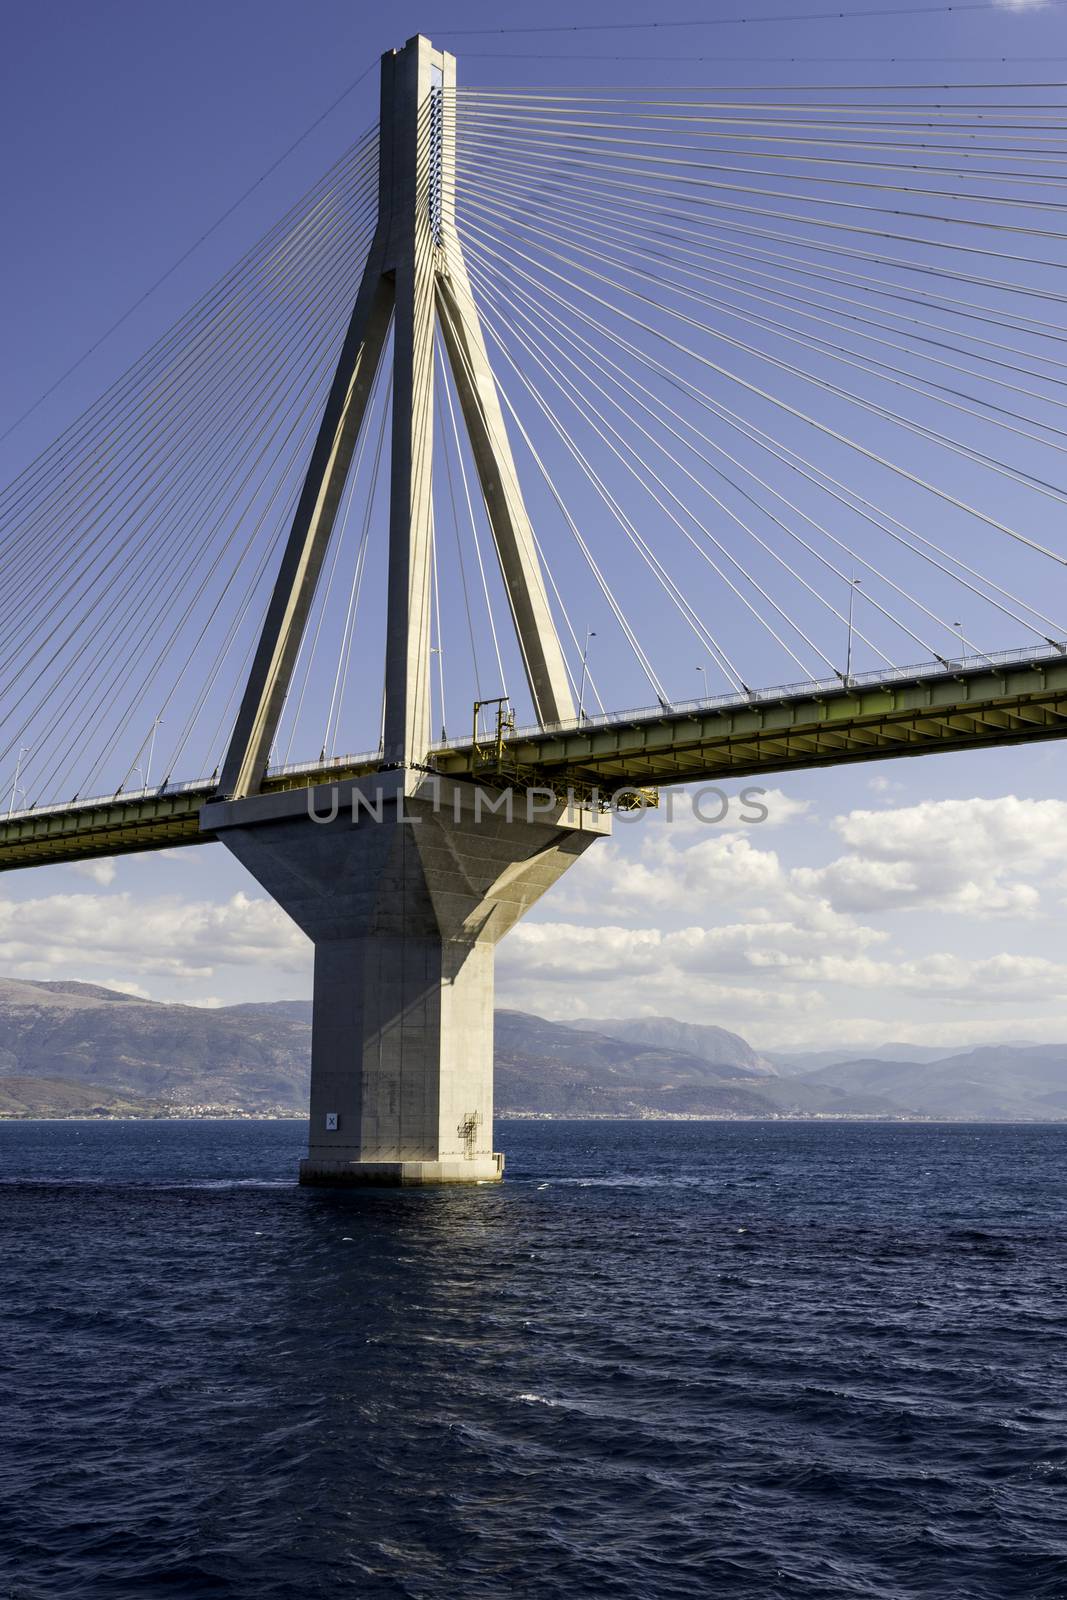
[202,770,608,1186]
[299,1155,505,1187]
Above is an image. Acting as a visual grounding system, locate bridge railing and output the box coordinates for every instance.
[3,749,389,825]
[470,640,1067,748]
[6,640,1064,824]
[1,775,217,825]
[265,749,384,781]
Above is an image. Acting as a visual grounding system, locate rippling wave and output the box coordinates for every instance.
[1,1119,1064,1599]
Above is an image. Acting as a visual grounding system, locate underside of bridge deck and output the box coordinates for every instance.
[438,654,1067,791]
[1,654,1065,874]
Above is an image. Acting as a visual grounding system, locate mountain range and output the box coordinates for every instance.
[0,976,1065,1122]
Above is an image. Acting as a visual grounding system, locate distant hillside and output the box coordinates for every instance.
[753,1074,905,1118]
[496,1011,776,1116]
[568,1016,775,1076]
[2,977,1066,1121]
[0,978,312,1110]
[801,1046,1067,1121]
[0,982,777,1120]
[765,1043,971,1075]
[0,1076,165,1117]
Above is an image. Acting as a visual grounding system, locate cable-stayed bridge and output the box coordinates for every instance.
[2,36,1065,1181]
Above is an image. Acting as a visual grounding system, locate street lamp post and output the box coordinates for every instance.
[696,665,709,700]
[845,575,862,683]
[145,716,161,791]
[6,747,27,818]
[577,629,596,720]
[430,645,445,740]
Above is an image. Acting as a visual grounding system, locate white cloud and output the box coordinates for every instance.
[867,775,903,797]
[506,791,1067,1044]
[6,788,1064,1048]
[555,825,877,944]
[99,977,152,1000]
[70,859,116,886]
[498,920,828,1022]
[797,797,1067,918]
[0,889,309,985]
[502,916,1067,1018]
[754,950,1067,1003]
[657,784,809,833]
[749,788,811,827]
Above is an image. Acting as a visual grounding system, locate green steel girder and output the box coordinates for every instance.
[0,787,213,871]
[428,657,1067,789]
[3,657,1067,872]
[0,757,384,872]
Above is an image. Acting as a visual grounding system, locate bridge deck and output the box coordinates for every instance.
[3,647,1066,872]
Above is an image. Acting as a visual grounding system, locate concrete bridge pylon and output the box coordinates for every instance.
[202,35,605,1185]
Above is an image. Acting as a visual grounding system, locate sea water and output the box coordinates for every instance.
[0,1118,1064,1598]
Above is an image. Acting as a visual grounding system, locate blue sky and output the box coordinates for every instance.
[2,0,1067,1049]
[4,0,1061,486]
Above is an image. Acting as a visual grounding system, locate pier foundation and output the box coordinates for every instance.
[203,771,608,1185]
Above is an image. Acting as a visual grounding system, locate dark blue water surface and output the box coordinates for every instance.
[1,1119,1065,1599]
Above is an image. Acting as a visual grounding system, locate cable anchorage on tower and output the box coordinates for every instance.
[428,65,444,248]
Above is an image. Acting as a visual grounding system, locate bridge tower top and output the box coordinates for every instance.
[217,33,575,800]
